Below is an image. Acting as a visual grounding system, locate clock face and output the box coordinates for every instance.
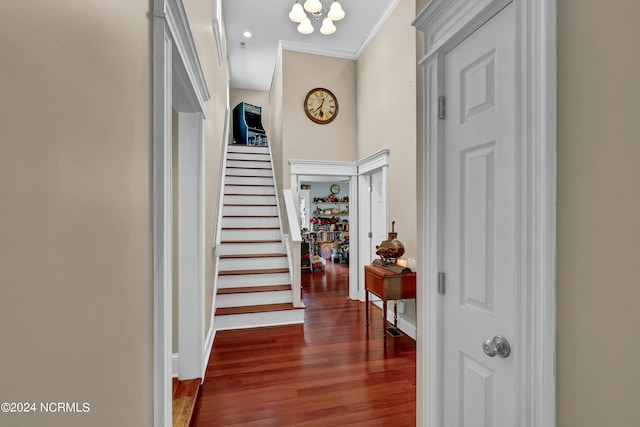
[330,184,340,194]
[304,88,338,124]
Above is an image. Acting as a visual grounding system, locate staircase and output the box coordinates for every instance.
[214,144,304,330]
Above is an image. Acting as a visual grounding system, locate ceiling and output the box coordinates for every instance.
[222,0,398,91]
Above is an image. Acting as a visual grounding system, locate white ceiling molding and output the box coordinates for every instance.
[354,0,400,57]
[280,40,357,60]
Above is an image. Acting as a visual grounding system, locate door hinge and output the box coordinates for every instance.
[368,232,373,238]
[438,96,446,120]
[438,272,446,294]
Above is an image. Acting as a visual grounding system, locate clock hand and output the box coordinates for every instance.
[313,98,325,113]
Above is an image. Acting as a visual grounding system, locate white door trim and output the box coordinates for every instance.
[413,1,556,426]
[153,1,210,425]
[289,150,389,301]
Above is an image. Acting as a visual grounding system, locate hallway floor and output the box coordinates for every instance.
[190,261,416,426]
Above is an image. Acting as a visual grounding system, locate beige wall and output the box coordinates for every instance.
[0,1,153,426]
[557,1,640,425]
[280,50,358,188]
[358,0,417,324]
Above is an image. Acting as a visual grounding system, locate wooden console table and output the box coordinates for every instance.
[364,264,416,346]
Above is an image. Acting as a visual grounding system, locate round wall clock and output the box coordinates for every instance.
[330,184,340,194]
[304,88,339,124]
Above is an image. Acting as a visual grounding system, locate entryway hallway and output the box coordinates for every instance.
[190,261,416,426]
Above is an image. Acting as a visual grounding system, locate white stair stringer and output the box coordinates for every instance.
[214,144,305,331]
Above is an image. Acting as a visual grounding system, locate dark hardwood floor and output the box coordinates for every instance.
[190,261,416,426]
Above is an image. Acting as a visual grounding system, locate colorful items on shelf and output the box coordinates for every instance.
[313,195,349,203]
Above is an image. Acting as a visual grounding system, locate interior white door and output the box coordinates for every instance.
[370,170,386,259]
[442,3,517,426]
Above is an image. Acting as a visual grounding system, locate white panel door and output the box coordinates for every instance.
[443,3,517,426]
[370,170,386,259]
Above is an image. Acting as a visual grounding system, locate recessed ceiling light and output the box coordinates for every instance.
[243,31,252,38]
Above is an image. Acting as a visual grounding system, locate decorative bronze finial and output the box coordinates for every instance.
[373,220,410,273]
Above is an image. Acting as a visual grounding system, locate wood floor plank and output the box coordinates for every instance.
[191,262,416,426]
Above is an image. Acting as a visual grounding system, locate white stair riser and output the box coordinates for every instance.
[227,145,270,154]
[223,205,278,216]
[224,185,275,195]
[225,176,274,186]
[217,242,284,255]
[226,168,273,177]
[218,272,290,288]
[215,309,304,331]
[227,153,271,161]
[224,195,276,205]
[226,160,271,169]
[221,228,281,241]
[219,256,288,271]
[222,217,279,228]
[216,291,292,308]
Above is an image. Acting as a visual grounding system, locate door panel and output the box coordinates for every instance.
[443,3,516,426]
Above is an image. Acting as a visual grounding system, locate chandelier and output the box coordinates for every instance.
[288,0,346,35]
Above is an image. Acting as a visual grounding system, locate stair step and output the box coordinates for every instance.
[218,253,288,271]
[220,253,286,259]
[220,239,281,244]
[215,303,299,316]
[222,216,279,228]
[225,176,274,186]
[226,160,272,169]
[224,186,276,195]
[227,145,270,154]
[227,153,271,160]
[222,227,279,230]
[223,205,278,216]
[219,268,289,276]
[217,241,284,256]
[218,271,290,288]
[224,195,277,206]
[227,158,271,163]
[217,285,291,295]
[226,167,273,177]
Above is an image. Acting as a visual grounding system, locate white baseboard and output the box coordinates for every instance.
[202,323,216,382]
[372,300,417,340]
[171,353,179,378]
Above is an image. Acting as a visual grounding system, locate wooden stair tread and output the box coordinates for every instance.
[217,285,291,295]
[215,303,301,316]
[223,215,278,218]
[219,268,289,276]
[224,193,276,197]
[220,239,281,244]
[220,253,286,259]
[172,378,200,427]
[224,203,277,208]
[225,183,273,187]
[221,226,279,230]
[225,174,272,178]
[226,166,271,170]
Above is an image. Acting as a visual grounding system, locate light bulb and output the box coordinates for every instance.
[289,2,306,23]
[297,17,314,34]
[303,0,322,14]
[327,1,345,21]
[320,18,336,35]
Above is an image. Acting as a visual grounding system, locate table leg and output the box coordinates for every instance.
[365,291,369,330]
[394,300,398,328]
[383,300,387,347]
